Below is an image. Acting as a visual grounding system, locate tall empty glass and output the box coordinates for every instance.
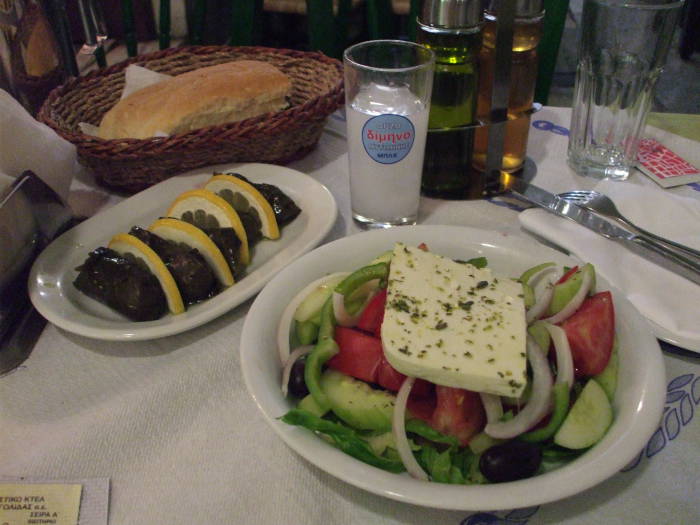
[567,0,683,181]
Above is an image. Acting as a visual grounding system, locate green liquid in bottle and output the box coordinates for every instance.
[418,28,481,198]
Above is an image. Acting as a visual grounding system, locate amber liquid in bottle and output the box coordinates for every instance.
[473,14,543,173]
[418,27,481,198]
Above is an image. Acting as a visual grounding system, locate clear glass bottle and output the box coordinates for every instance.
[472,0,543,173]
[417,0,483,198]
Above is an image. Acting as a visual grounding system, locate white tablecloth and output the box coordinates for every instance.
[1,107,699,524]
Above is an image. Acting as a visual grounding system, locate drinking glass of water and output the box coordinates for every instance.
[343,40,435,228]
[567,0,683,181]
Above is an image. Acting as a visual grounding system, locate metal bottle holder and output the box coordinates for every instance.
[421,0,538,200]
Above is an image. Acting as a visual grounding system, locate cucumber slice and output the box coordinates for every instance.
[294,274,346,322]
[594,337,619,402]
[469,431,505,455]
[528,321,551,352]
[295,319,319,345]
[366,432,396,456]
[546,263,596,316]
[554,379,613,450]
[321,369,396,431]
[297,394,328,417]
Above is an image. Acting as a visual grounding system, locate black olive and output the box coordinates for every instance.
[479,441,543,483]
[287,360,309,398]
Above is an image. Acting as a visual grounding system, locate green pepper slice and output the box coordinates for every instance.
[304,296,337,410]
[335,262,389,304]
[304,262,390,412]
[519,382,570,443]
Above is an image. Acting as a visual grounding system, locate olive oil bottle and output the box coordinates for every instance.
[417,0,484,198]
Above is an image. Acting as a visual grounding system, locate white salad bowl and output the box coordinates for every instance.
[239,225,666,511]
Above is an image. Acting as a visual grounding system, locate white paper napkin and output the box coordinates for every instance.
[0,89,78,201]
[519,179,700,348]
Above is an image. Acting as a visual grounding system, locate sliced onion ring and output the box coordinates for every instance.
[281,345,313,397]
[392,376,429,481]
[480,393,504,426]
[277,272,349,363]
[541,322,574,388]
[540,269,593,325]
[484,337,553,439]
[526,269,563,323]
[521,262,557,286]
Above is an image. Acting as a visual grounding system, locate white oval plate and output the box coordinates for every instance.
[240,225,666,511]
[29,163,337,341]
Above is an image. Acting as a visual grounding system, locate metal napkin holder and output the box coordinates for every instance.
[0,171,73,374]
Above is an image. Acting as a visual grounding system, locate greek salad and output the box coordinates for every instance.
[278,243,617,484]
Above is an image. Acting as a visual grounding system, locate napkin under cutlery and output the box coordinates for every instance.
[519,179,700,348]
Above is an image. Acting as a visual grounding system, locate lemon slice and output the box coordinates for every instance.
[149,218,234,288]
[108,233,185,315]
[166,189,250,266]
[205,174,280,240]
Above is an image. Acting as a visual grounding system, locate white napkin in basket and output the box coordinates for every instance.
[519,179,700,348]
[0,89,78,201]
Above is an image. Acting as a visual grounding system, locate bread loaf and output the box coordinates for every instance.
[98,60,292,140]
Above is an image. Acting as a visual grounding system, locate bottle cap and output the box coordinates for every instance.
[420,0,484,29]
[485,0,544,17]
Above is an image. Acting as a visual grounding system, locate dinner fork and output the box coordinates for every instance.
[558,190,700,261]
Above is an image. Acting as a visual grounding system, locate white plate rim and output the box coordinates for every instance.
[240,225,666,511]
[28,162,338,341]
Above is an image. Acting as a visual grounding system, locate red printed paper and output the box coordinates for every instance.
[637,138,700,188]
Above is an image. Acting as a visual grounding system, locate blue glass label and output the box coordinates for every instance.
[361,114,415,165]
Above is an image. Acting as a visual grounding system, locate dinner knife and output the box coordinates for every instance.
[506,178,700,286]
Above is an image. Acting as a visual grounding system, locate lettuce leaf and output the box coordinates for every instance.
[281,409,406,473]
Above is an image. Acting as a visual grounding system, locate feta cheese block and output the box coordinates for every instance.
[381,243,527,397]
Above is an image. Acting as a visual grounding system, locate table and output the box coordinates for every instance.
[1,107,699,525]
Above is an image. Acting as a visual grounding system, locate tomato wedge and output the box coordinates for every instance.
[560,291,615,376]
[407,395,436,422]
[356,289,387,337]
[557,265,579,284]
[429,386,485,446]
[328,326,431,396]
[375,358,407,392]
[328,326,382,384]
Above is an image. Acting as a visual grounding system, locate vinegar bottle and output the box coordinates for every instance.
[472,0,543,173]
[417,0,484,198]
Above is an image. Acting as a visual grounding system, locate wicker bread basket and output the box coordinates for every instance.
[38,46,344,193]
